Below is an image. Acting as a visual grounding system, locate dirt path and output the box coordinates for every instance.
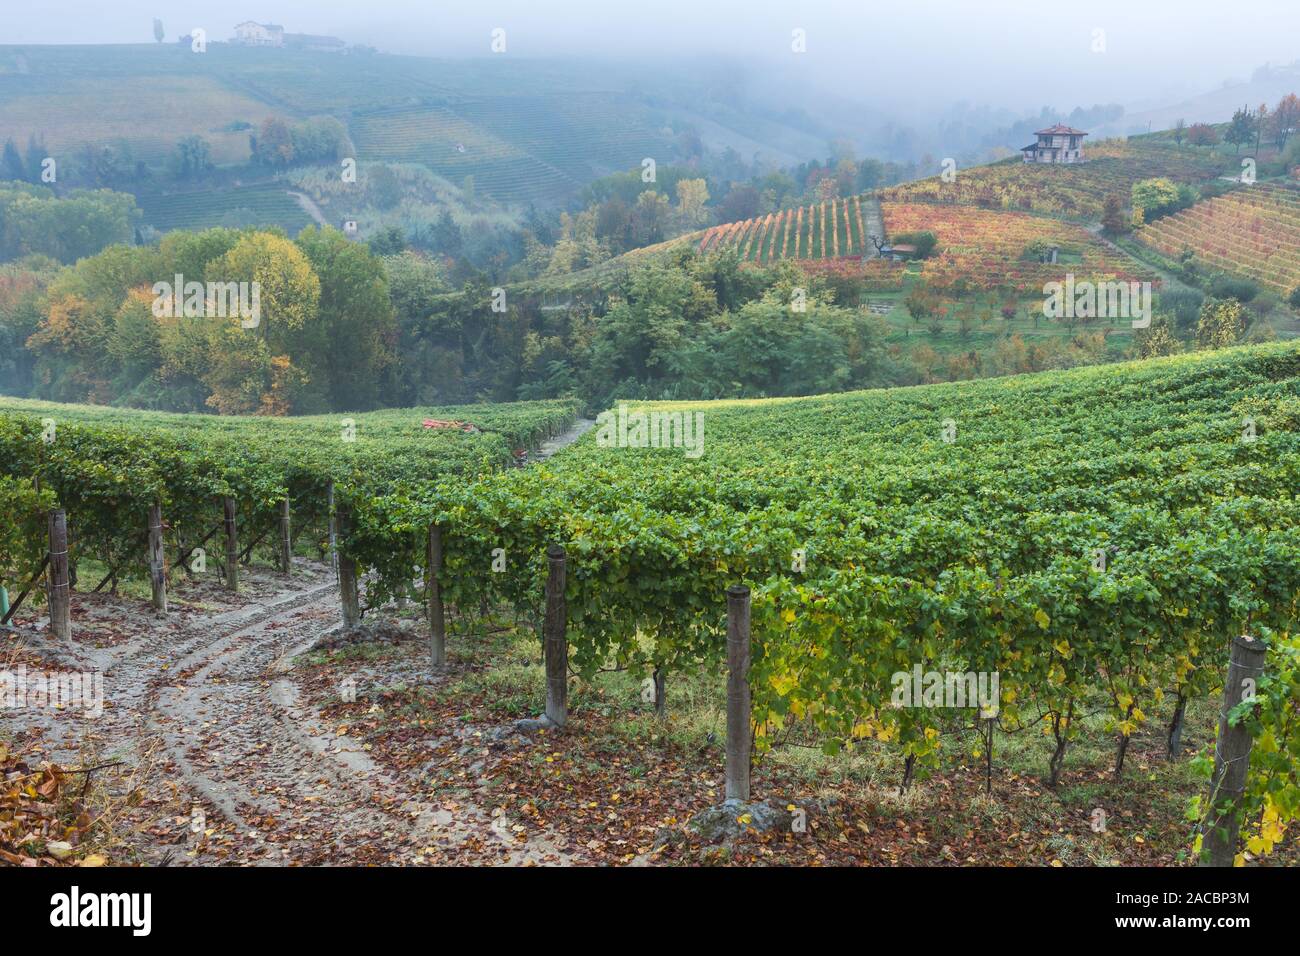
[532,417,595,462]
[4,562,579,865]
[288,190,330,228]
[3,423,600,865]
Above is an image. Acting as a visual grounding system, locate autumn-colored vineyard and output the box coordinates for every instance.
[882,202,1159,294]
[1136,182,1300,296]
[695,195,883,263]
[882,139,1231,221]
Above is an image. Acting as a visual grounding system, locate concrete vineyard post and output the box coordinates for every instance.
[544,545,567,729]
[427,523,446,667]
[279,498,292,574]
[726,584,752,802]
[336,502,361,628]
[222,497,239,593]
[1201,634,1267,867]
[47,509,71,641]
[148,503,167,613]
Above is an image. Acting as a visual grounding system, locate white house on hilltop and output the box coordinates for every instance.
[1021,124,1088,164]
[233,22,285,47]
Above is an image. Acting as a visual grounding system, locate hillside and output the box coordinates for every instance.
[0,43,832,211]
[7,342,1295,869]
[1135,181,1300,297]
[881,137,1233,220]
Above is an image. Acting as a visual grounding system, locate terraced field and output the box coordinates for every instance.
[135,182,315,235]
[1135,182,1300,296]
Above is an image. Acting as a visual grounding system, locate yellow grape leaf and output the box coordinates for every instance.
[1034,609,1051,630]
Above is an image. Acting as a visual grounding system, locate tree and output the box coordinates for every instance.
[2,139,27,181]
[1135,316,1180,358]
[1173,119,1186,146]
[367,164,403,210]
[153,18,164,42]
[1271,93,1300,149]
[1254,103,1269,155]
[1101,194,1128,235]
[252,118,295,167]
[1187,123,1219,147]
[172,135,212,179]
[294,226,397,411]
[1131,178,1181,224]
[209,232,320,356]
[675,178,710,229]
[1225,107,1254,154]
[1196,298,1245,349]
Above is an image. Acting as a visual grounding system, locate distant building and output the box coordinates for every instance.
[284,33,347,52]
[876,243,918,261]
[233,22,285,47]
[1021,124,1088,164]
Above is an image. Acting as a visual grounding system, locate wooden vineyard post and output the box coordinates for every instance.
[148,503,167,613]
[426,524,446,667]
[725,584,752,802]
[1201,634,1267,867]
[543,545,567,729]
[279,497,292,574]
[335,502,361,629]
[222,497,239,593]
[47,509,71,641]
[326,480,338,579]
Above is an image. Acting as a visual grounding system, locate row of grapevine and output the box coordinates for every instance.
[1136,183,1300,295]
[0,397,577,593]
[696,196,879,263]
[3,347,1297,860]
[882,202,1161,294]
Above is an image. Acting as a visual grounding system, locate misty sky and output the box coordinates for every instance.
[3,0,1298,114]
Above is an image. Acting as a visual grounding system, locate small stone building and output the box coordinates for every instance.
[1021,124,1088,164]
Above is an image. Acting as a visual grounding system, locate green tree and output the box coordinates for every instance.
[1224,107,1254,154]
[1195,298,1245,349]
[294,226,397,410]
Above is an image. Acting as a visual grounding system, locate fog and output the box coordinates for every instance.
[5,0,1299,144]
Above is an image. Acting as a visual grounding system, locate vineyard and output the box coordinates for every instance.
[1135,182,1300,296]
[695,195,885,263]
[881,139,1232,221]
[349,105,581,205]
[0,396,576,603]
[134,182,316,235]
[3,346,1297,865]
[687,197,1158,297]
[882,202,1161,294]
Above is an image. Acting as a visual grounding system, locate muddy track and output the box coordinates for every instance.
[138,574,575,864]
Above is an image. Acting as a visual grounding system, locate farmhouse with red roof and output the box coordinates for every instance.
[1020,124,1088,164]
